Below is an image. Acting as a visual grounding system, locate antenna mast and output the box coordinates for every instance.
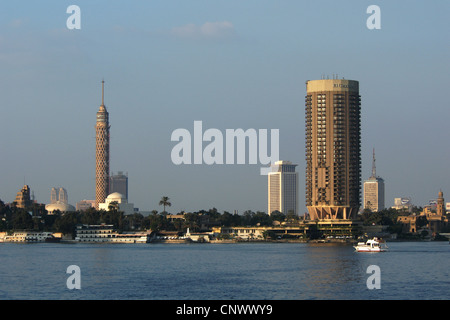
[101,79,105,106]
[371,148,376,178]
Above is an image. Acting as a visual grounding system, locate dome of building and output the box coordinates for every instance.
[45,201,76,214]
[105,192,127,204]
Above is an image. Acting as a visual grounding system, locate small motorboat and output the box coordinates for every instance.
[354,237,388,252]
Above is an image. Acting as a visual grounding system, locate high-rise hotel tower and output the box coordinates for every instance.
[95,81,110,209]
[305,79,361,220]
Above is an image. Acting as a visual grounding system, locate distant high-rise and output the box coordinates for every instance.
[95,80,110,209]
[305,78,361,220]
[51,187,68,204]
[109,171,128,200]
[51,187,58,204]
[268,161,298,215]
[14,185,32,209]
[363,149,385,212]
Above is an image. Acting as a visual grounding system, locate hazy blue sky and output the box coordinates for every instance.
[0,1,449,214]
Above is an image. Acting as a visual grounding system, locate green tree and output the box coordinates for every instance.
[144,213,169,231]
[270,211,286,223]
[416,216,428,229]
[81,208,100,225]
[54,212,80,235]
[253,211,272,226]
[108,201,120,212]
[361,208,399,226]
[125,213,144,230]
[11,209,34,230]
[183,212,200,232]
[159,196,172,214]
[100,210,124,231]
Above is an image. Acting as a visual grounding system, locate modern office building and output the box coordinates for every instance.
[50,187,58,204]
[95,80,110,209]
[363,149,385,212]
[51,187,68,204]
[305,78,361,220]
[109,171,128,200]
[268,161,299,215]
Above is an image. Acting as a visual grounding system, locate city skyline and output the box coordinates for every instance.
[0,1,449,214]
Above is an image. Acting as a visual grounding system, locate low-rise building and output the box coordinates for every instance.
[98,192,135,215]
[397,191,449,235]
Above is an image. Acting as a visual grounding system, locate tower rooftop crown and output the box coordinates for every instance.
[96,80,108,123]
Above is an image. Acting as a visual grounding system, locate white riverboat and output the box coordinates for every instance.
[75,224,154,243]
[354,237,388,252]
[0,231,57,243]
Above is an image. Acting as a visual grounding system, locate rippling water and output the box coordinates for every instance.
[0,241,448,300]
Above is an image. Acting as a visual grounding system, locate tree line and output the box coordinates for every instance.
[0,198,299,236]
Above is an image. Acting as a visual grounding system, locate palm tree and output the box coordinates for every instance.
[159,196,171,214]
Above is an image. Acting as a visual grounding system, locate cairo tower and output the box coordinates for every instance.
[95,80,110,209]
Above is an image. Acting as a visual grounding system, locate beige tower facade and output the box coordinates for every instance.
[95,81,110,209]
[14,185,32,209]
[305,79,361,220]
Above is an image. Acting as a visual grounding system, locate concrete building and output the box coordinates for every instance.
[392,197,412,212]
[98,192,135,215]
[268,161,299,215]
[13,185,32,209]
[363,149,385,212]
[45,202,76,214]
[398,191,449,235]
[305,78,361,220]
[50,187,58,204]
[76,200,95,211]
[109,171,128,200]
[95,80,110,209]
[51,187,68,204]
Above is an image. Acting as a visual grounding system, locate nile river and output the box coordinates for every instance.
[0,241,449,300]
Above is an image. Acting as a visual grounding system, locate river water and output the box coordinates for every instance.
[0,241,448,300]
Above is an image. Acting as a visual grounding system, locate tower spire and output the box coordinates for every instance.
[101,79,105,106]
[371,148,376,178]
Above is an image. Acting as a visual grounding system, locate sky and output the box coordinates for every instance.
[0,1,449,214]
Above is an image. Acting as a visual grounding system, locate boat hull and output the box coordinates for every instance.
[354,246,387,252]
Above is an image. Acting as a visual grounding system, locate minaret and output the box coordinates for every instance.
[95,80,110,209]
[437,190,445,216]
